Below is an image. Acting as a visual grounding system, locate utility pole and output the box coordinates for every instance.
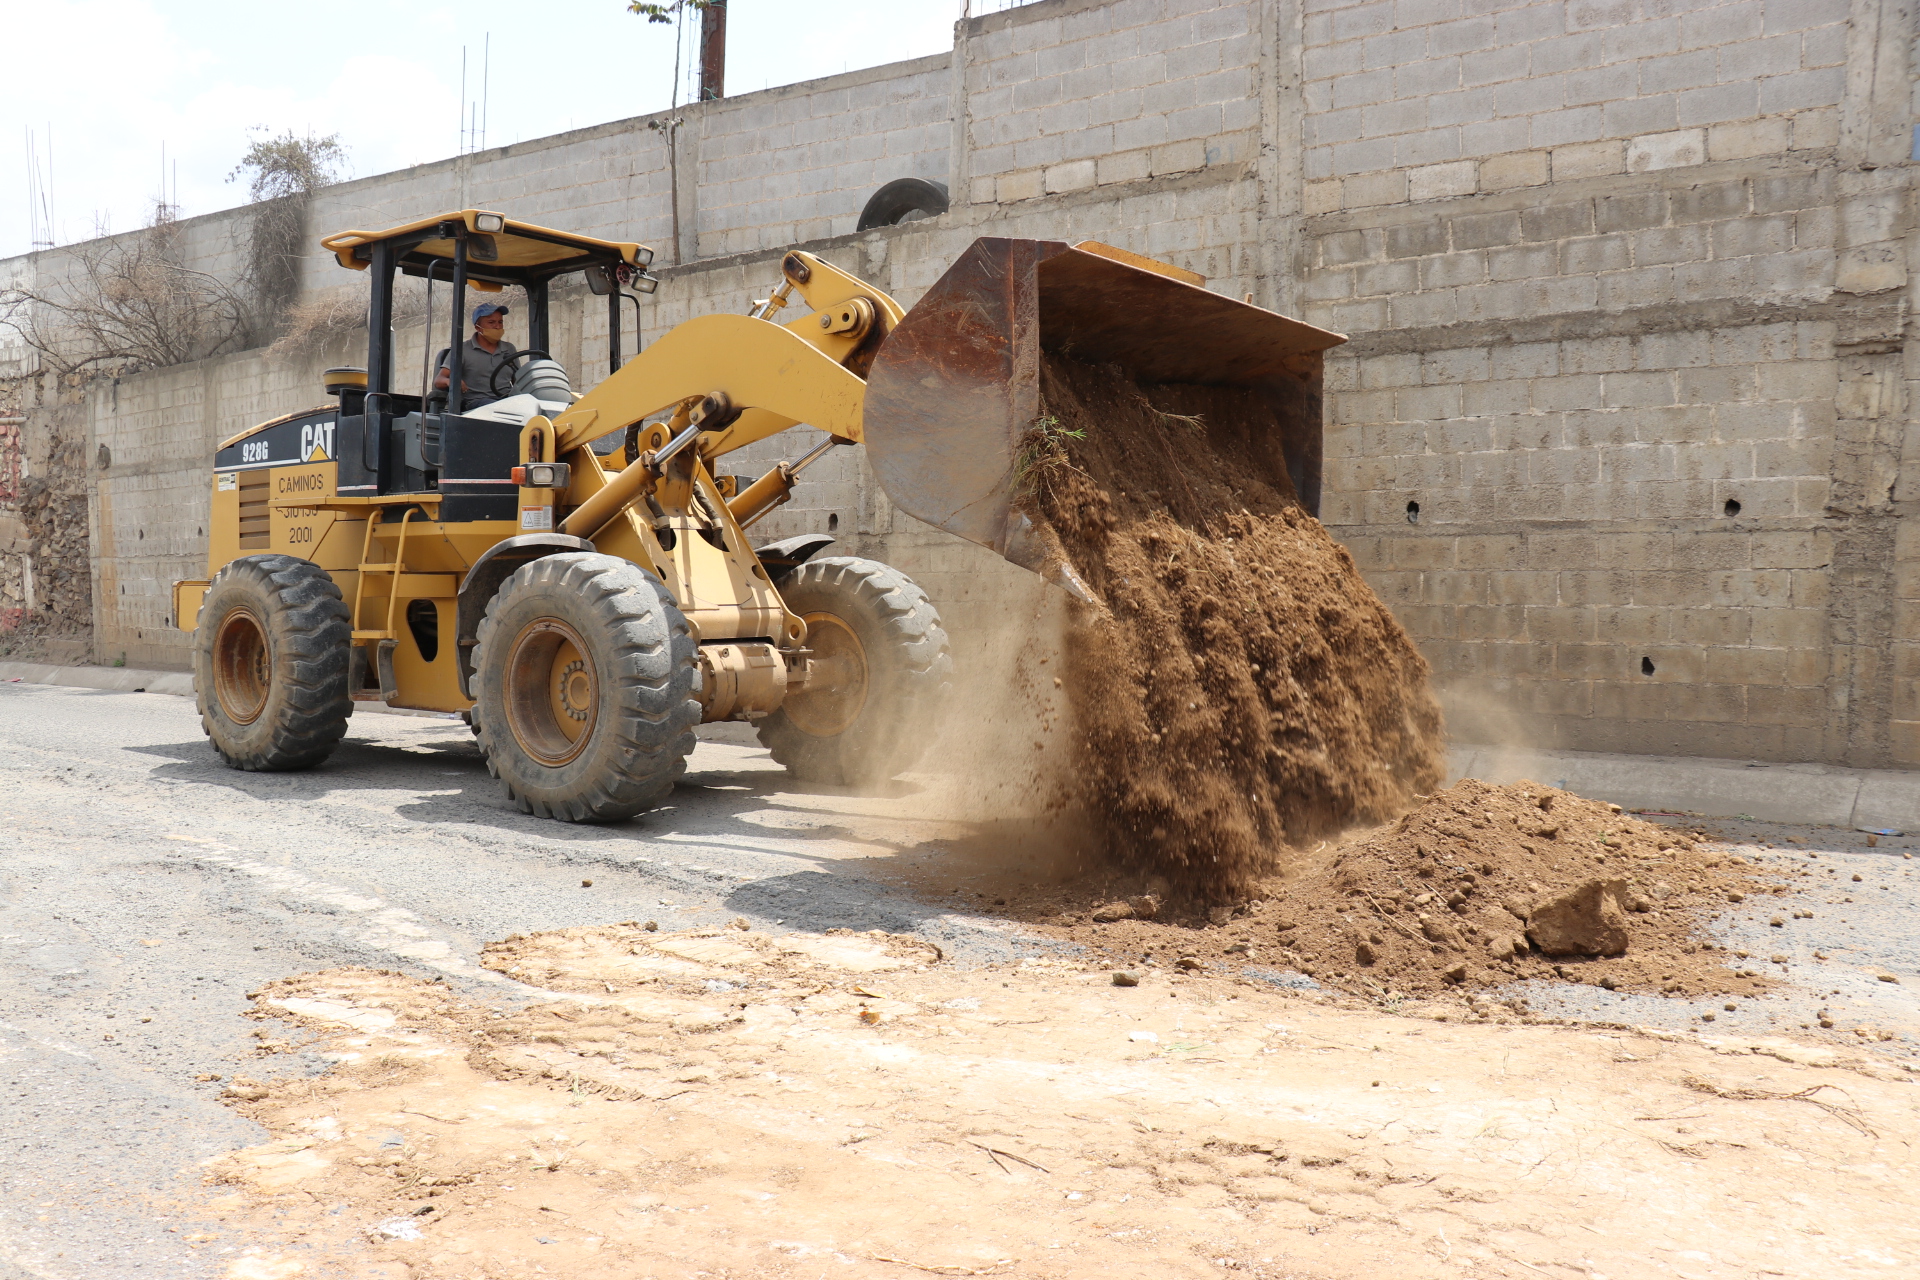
[698,0,726,101]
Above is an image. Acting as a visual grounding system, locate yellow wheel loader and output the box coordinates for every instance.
[173,211,1341,821]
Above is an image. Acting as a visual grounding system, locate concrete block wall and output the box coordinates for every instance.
[697,54,954,259]
[1301,0,1917,768]
[5,0,1919,776]
[962,0,1264,210]
[1300,0,1850,216]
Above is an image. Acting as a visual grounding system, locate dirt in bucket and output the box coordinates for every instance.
[1022,351,1447,903]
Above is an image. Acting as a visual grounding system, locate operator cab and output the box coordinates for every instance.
[317,210,657,520]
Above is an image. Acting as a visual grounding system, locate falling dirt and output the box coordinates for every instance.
[1044,778,1789,1002]
[1026,353,1445,902]
[199,921,1920,1280]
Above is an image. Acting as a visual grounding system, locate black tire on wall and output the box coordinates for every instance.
[194,554,353,771]
[472,552,700,822]
[757,556,952,786]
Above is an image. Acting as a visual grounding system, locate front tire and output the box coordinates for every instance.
[473,553,699,821]
[194,555,352,771]
[758,556,952,786]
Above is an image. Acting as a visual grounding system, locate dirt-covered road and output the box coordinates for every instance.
[0,683,1056,1279]
[2,682,1918,1280]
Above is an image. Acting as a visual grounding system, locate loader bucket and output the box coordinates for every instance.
[863,237,1347,588]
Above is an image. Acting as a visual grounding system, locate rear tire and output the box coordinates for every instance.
[194,554,352,771]
[473,552,699,821]
[758,556,952,786]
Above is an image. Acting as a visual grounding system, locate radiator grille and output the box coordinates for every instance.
[238,473,271,549]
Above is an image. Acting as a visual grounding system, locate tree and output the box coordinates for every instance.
[627,0,716,20]
[228,130,347,201]
[229,130,349,340]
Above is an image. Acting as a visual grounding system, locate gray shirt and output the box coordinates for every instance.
[438,336,518,408]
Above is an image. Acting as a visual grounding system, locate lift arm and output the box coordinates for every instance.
[550,311,870,459]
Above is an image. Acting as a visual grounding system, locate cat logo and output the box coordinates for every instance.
[300,421,336,462]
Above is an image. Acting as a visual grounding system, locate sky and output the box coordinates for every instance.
[3,0,965,260]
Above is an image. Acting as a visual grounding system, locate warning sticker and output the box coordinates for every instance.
[217,472,238,492]
[520,506,554,531]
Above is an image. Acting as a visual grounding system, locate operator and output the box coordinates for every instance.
[435,302,518,409]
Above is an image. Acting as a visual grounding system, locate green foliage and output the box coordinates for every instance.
[228,130,346,202]
[1013,412,1088,497]
[627,0,716,21]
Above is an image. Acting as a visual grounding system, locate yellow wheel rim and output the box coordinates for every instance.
[784,611,868,738]
[212,606,270,725]
[505,618,598,766]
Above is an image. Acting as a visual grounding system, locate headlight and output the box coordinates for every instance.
[511,462,572,489]
[473,211,506,233]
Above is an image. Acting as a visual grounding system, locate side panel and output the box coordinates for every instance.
[269,463,342,560]
[172,580,208,631]
[207,409,338,577]
[388,597,465,712]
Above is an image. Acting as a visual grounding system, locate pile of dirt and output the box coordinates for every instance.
[1059,778,1785,1000]
[1026,352,1445,899]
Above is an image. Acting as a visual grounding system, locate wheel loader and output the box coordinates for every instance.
[172,211,1341,821]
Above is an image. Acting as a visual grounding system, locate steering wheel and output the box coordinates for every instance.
[488,348,553,399]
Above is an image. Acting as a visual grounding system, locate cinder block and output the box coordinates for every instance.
[1304,179,1343,215]
[996,169,1043,202]
[1305,268,1356,302]
[1626,129,1706,172]
[1671,181,1751,225]
[1318,228,1378,266]
[1451,209,1521,250]
[1455,535,1527,570]
[1353,259,1420,296]
[1533,106,1605,148]
[1409,161,1478,201]
[1461,42,1530,88]
[1479,150,1550,191]
[1790,107,1840,149]
[1488,243,1559,281]
[1390,125,1459,167]
[1594,606,1672,644]
[1429,87,1495,130]
[1150,139,1206,176]
[1386,220,1449,258]
[1461,117,1531,158]
[1343,170,1409,208]
[1390,288,1459,327]
[1097,149,1152,185]
[1043,159,1098,194]
[1362,96,1429,139]
[1707,116,1793,162]
[1749,609,1825,649]
[1758,67,1845,115]
[1632,224,1710,266]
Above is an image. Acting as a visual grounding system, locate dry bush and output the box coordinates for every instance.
[0,210,248,375]
[230,131,347,340]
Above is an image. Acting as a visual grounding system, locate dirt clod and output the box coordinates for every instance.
[1527,879,1632,957]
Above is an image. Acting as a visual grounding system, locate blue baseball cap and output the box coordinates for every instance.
[472,303,509,324]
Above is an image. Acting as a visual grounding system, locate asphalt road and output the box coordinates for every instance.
[0,684,1051,1280]
[2,683,1916,1279]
